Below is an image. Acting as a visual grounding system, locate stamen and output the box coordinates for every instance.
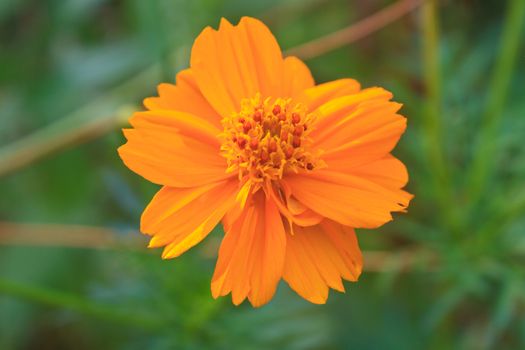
[243,121,252,133]
[237,138,246,149]
[268,139,277,153]
[220,93,320,183]
[261,150,269,162]
[285,147,294,159]
[292,136,301,148]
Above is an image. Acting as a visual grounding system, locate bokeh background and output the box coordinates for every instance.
[1,0,525,349]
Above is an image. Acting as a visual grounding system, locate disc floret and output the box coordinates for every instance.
[220,94,320,182]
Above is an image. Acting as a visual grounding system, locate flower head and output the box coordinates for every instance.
[118,17,412,307]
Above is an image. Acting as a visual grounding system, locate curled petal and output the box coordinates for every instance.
[266,181,323,228]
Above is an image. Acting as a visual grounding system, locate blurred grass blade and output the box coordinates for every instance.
[423,286,466,330]
[477,187,525,248]
[0,278,162,330]
[421,0,444,175]
[482,278,518,349]
[421,0,455,229]
[466,0,525,202]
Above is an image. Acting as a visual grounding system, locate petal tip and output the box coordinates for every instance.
[219,17,233,29]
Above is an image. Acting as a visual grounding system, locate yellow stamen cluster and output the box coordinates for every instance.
[220,94,320,182]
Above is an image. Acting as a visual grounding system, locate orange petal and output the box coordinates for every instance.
[143,69,222,128]
[142,178,239,258]
[282,56,314,99]
[283,221,362,304]
[310,87,406,168]
[211,192,286,307]
[118,110,230,187]
[190,17,285,117]
[338,155,409,188]
[300,78,361,111]
[283,168,412,228]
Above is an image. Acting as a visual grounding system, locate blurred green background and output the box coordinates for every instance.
[1,0,525,349]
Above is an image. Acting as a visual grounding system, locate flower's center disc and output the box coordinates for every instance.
[220,94,320,182]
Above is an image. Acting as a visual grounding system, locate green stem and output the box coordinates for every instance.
[0,278,162,331]
[421,0,456,231]
[466,0,525,202]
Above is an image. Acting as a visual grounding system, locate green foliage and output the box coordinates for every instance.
[1,0,524,349]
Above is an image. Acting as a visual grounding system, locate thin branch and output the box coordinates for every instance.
[0,64,163,178]
[262,0,330,26]
[0,222,143,250]
[365,249,436,272]
[285,0,424,60]
[0,222,435,272]
[0,107,133,177]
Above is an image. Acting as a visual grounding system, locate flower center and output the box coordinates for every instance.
[220,94,320,183]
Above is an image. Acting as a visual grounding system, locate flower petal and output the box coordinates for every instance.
[142,178,239,258]
[288,86,412,228]
[118,110,230,187]
[143,69,222,128]
[190,17,285,117]
[301,78,361,111]
[211,192,286,307]
[283,56,314,98]
[337,155,409,188]
[283,168,412,228]
[311,87,406,168]
[283,221,362,304]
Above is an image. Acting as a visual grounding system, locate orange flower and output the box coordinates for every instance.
[118,17,412,307]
